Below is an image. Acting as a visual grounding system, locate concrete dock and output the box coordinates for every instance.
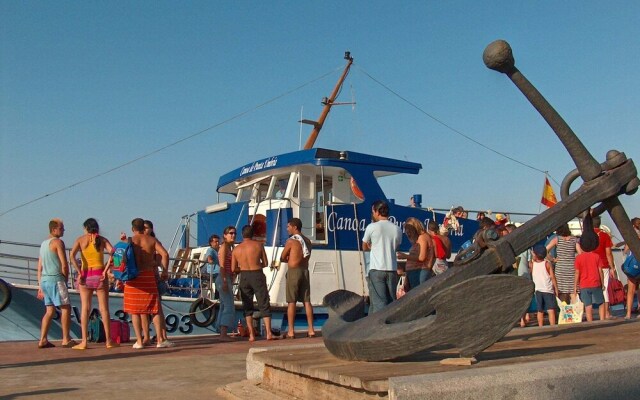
[226,318,640,399]
[3,318,640,399]
[0,334,321,399]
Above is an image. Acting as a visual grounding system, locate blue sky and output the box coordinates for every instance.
[1,2,639,248]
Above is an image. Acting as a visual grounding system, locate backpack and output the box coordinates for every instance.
[112,238,139,282]
[607,276,625,306]
[432,235,446,259]
[88,311,106,343]
[622,252,640,278]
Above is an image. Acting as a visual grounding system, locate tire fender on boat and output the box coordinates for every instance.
[0,278,12,312]
[189,298,218,327]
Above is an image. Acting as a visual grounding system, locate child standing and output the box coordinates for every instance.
[531,244,559,326]
[574,246,605,322]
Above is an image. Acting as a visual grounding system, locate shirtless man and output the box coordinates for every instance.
[280,218,315,339]
[231,225,273,341]
[125,218,172,348]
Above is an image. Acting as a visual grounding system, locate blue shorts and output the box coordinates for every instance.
[535,291,555,312]
[41,281,70,307]
[580,287,604,307]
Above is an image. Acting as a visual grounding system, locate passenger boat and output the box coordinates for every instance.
[0,53,480,342]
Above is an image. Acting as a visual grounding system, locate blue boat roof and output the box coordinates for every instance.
[217,148,422,191]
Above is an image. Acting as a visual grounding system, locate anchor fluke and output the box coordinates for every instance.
[322,275,533,361]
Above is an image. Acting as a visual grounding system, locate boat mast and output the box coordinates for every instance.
[302,52,354,150]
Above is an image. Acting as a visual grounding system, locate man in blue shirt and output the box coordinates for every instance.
[362,200,403,314]
[204,234,220,279]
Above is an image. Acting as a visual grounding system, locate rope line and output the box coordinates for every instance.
[355,66,561,185]
[0,66,344,218]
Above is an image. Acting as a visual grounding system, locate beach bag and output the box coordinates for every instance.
[396,275,408,299]
[433,259,449,275]
[557,296,584,324]
[607,276,625,306]
[88,311,106,342]
[622,253,640,278]
[112,238,139,282]
[109,319,130,344]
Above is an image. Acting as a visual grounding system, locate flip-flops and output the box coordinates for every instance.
[285,334,296,340]
[61,340,78,348]
[72,343,87,350]
[37,341,55,349]
[106,342,120,349]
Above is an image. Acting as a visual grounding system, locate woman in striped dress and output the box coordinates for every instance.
[546,223,581,303]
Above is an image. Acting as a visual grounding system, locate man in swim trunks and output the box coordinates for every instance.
[280,218,315,339]
[231,225,274,341]
[125,218,173,349]
[37,218,75,348]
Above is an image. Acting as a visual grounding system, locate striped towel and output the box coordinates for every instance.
[123,269,159,314]
[290,234,310,258]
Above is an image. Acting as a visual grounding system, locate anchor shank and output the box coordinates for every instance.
[505,68,601,182]
[483,40,601,182]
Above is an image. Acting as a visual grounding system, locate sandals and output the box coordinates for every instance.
[61,340,79,348]
[37,341,55,349]
[72,343,87,350]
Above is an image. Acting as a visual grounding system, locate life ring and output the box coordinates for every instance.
[350,177,365,201]
[0,279,12,312]
[189,298,218,327]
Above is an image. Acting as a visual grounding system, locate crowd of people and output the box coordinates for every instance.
[362,200,640,329]
[36,206,640,349]
[37,216,316,349]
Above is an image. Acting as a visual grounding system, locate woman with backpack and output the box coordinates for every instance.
[69,218,119,349]
[427,221,451,275]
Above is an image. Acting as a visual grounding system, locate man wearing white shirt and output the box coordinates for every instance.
[362,200,403,314]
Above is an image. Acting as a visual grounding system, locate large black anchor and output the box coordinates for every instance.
[321,40,640,362]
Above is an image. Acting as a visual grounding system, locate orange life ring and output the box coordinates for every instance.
[350,177,365,201]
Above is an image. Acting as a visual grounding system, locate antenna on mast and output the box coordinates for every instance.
[301,52,355,150]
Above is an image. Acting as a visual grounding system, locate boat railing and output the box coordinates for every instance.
[0,240,214,299]
[0,252,39,286]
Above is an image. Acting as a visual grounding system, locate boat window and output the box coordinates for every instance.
[274,178,287,199]
[237,187,251,202]
[266,174,293,199]
[255,180,271,203]
[315,175,330,241]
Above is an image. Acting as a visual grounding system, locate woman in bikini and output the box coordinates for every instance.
[69,218,118,349]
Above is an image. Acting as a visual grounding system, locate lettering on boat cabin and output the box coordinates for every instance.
[326,211,465,236]
[239,156,278,176]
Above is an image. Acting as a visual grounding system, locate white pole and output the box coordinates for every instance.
[299,106,303,150]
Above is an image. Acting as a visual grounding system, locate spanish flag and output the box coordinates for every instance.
[541,176,558,208]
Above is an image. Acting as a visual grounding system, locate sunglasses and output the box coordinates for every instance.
[228,232,237,235]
